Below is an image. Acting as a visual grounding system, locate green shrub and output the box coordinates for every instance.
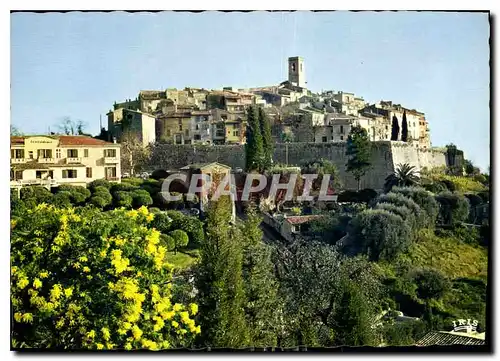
[131,189,153,208]
[151,169,169,180]
[88,179,111,191]
[110,183,139,193]
[350,209,411,261]
[435,191,470,226]
[376,192,424,229]
[411,268,451,300]
[113,191,133,208]
[89,196,109,209]
[148,207,161,214]
[20,186,53,206]
[160,234,176,251]
[151,212,173,233]
[375,203,415,236]
[169,229,189,254]
[122,177,144,186]
[166,211,204,248]
[57,185,91,204]
[50,191,73,208]
[92,186,113,205]
[390,186,439,227]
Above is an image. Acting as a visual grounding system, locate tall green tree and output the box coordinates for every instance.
[333,279,376,346]
[245,106,265,172]
[195,196,249,348]
[239,206,281,347]
[345,125,372,190]
[258,107,274,171]
[401,111,408,142]
[390,115,400,141]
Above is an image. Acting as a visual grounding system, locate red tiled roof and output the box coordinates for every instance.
[286,215,323,225]
[10,135,117,147]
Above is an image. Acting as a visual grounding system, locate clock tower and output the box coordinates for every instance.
[288,56,306,88]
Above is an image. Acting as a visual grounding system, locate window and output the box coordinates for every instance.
[28,151,33,159]
[166,129,171,136]
[195,124,200,130]
[340,125,344,134]
[84,149,89,157]
[104,149,116,158]
[194,134,201,140]
[179,124,183,131]
[105,167,117,179]
[233,130,240,137]
[49,171,53,179]
[12,149,25,159]
[67,149,78,158]
[15,170,23,180]
[340,135,344,141]
[86,167,92,178]
[322,136,327,143]
[62,169,78,178]
[291,63,296,72]
[38,149,52,158]
[385,125,388,131]
[56,149,61,158]
[185,129,189,136]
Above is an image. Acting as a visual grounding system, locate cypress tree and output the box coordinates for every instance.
[258,107,274,171]
[391,115,400,141]
[195,196,250,348]
[333,280,376,346]
[345,125,372,190]
[401,111,408,142]
[245,106,265,172]
[240,206,281,347]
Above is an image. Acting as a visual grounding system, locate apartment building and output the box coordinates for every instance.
[10,135,121,188]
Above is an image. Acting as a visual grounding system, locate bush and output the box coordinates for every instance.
[148,207,161,214]
[50,191,73,208]
[89,196,109,209]
[93,186,113,205]
[375,203,415,236]
[113,191,133,208]
[376,192,423,229]
[169,229,189,254]
[440,179,456,193]
[57,185,91,204]
[88,179,111,192]
[131,189,153,208]
[122,177,144,187]
[390,186,439,228]
[151,213,173,233]
[10,204,200,349]
[412,268,451,300]
[20,186,53,206]
[110,183,139,194]
[11,198,27,218]
[337,190,360,203]
[350,209,411,261]
[160,234,176,251]
[435,191,470,226]
[166,211,204,248]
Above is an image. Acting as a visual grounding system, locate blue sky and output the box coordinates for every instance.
[11,11,490,170]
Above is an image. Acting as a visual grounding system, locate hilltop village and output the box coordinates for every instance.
[105,56,432,150]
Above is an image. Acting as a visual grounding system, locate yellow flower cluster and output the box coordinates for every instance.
[12,205,201,351]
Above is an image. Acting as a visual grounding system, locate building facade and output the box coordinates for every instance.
[10,135,121,189]
[107,108,156,146]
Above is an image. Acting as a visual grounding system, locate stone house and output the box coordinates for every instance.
[107,108,156,147]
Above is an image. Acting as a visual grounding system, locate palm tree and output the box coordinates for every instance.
[384,163,420,192]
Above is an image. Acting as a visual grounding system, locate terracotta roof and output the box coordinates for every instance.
[10,135,118,147]
[286,215,323,225]
[416,332,486,346]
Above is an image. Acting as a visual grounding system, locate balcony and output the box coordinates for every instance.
[10,179,58,187]
[66,157,82,164]
[104,157,119,164]
[11,158,26,164]
[105,176,120,182]
[38,158,55,164]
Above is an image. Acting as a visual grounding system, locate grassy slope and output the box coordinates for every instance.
[167,249,200,273]
[406,230,488,280]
